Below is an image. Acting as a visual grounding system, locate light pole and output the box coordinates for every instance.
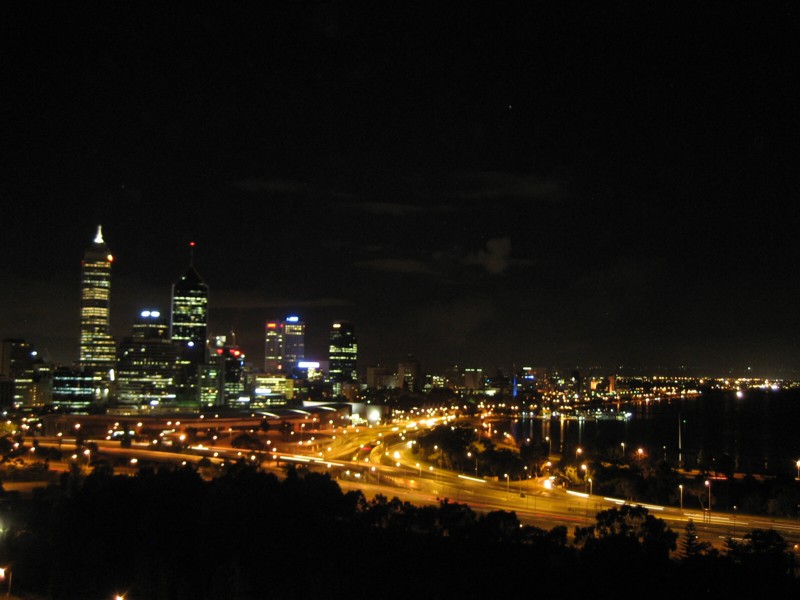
[705,480,712,520]
[588,477,592,496]
[679,484,683,513]
[795,459,800,480]
[732,505,737,538]
[468,451,478,476]
[504,473,510,496]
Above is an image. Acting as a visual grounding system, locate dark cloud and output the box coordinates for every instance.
[464,237,513,275]
[452,171,565,201]
[232,178,313,194]
[348,202,455,217]
[353,259,437,276]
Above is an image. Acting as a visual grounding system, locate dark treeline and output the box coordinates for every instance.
[0,463,798,600]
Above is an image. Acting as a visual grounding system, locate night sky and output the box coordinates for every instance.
[2,2,798,377]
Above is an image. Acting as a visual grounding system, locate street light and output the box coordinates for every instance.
[467,451,478,476]
[679,484,684,513]
[795,459,800,480]
[0,567,11,598]
[587,477,592,496]
[504,473,510,495]
[705,479,712,516]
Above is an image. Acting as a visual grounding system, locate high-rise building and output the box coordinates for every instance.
[328,321,357,383]
[51,367,95,410]
[200,336,247,408]
[0,338,51,409]
[263,315,305,377]
[116,309,179,410]
[264,321,284,374]
[281,315,305,376]
[366,364,394,389]
[79,225,116,383]
[464,368,484,391]
[171,242,208,401]
[397,355,421,392]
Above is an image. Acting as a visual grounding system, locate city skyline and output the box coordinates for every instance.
[2,4,798,377]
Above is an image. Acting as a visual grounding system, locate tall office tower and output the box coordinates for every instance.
[444,364,464,391]
[171,242,208,400]
[79,226,117,383]
[328,321,357,383]
[116,309,178,410]
[200,336,246,408]
[366,364,394,389]
[264,321,284,374]
[463,368,484,391]
[281,315,305,376]
[1,338,39,378]
[0,338,51,408]
[50,367,95,410]
[397,355,421,392]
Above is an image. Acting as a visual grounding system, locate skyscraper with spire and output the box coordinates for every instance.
[170,242,209,403]
[79,225,117,383]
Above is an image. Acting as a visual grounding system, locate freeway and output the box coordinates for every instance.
[18,421,800,552]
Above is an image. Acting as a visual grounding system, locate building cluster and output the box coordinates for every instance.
[0,227,361,415]
[4,228,777,417]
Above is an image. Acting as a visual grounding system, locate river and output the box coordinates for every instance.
[510,386,800,477]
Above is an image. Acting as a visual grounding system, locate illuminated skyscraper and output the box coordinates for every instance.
[171,243,208,396]
[79,225,116,381]
[116,309,178,409]
[328,321,357,383]
[281,315,305,376]
[264,321,283,374]
[0,338,50,409]
[262,315,305,377]
[200,336,246,408]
